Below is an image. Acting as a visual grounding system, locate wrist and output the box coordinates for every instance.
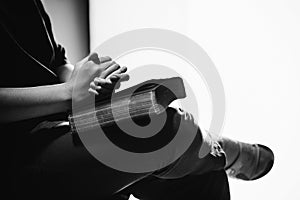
[60,82,73,111]
[56,64,74,83]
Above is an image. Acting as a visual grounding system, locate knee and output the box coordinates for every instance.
[152,107,205,178]
[165,107,198,133]
[155,108,226,179]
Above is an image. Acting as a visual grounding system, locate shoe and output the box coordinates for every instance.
[225,142,274,181]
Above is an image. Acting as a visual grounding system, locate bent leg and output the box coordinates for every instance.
[152,107,226,179]
[114,107,229,199]
[10,107,227,199]
[116,170,230,200]
[11,123,150,200]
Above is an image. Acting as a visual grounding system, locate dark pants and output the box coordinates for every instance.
[113,171,230,200]
[8,108,230,200]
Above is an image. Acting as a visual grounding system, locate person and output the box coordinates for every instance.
[0,1,274,199]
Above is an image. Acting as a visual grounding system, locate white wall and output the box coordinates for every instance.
[90,0,300,199]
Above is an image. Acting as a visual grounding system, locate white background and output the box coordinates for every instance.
[89,0,300,199]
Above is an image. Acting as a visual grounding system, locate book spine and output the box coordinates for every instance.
[69,91,162,133]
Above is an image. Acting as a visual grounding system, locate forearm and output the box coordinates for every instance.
[0,83,71,123]
[0,53,125,123]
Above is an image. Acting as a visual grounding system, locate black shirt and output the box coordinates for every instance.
[0,0,69,87]
[0,0,70,132]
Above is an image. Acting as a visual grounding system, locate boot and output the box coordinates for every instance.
[220,137,274,181]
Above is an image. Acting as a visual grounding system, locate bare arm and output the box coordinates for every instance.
[0,60,75,123]
[0,83,71,123]
[0,53,126,124]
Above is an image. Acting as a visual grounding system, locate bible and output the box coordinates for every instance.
[68,77,186,133]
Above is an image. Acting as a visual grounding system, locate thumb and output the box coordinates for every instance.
[88,52,101,64]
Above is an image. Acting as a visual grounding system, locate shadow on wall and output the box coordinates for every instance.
[43,0,90,64]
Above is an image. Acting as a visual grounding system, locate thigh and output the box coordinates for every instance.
[11,123,149,200]
[10,106,223,199]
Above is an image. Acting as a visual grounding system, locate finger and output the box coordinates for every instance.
[109,75,120,82]
[116,66,127,74]
[94,77,112,85]
[96,81,116,90]
[95,77,117,89]
[99,56,112,64]
[108,66,127,77]
[106,66,128,81]
[88,54,112,65]
[88,88,99,95]
[120,74,130,81]
[101,63,121,78]
[88,53,101,64]
[109,73,130,82]
[112,82,121,90]
[91,78,114,94]
[90,81,101,90]
[100,61,115,71]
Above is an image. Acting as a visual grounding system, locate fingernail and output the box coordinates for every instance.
[110,75,118,80]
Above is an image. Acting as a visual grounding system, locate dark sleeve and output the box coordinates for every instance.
[53,43,70,67]
[36,0,70,68]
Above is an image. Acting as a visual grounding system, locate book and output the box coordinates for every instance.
[68,77,186,133]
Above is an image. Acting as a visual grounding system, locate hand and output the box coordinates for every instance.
[88,65,129,96]
[66,53,128,102]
